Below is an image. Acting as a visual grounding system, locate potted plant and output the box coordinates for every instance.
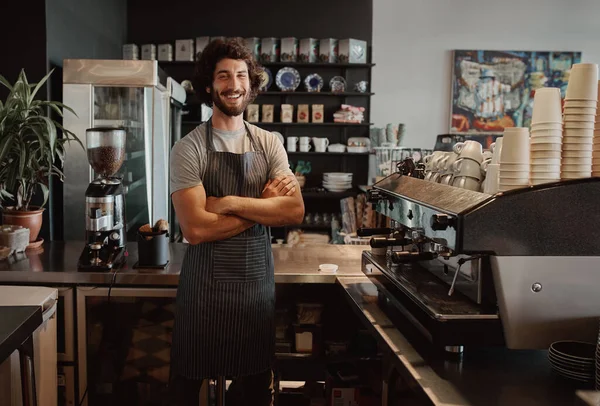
[0,69,82,243]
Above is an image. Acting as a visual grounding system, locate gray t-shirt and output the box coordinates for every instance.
[170,122,293,194]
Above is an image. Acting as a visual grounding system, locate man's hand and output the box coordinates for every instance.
[261,175,297,199]
[205,196,230,215]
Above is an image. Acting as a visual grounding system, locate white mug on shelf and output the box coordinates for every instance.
[299,136,310,144]
[313,137,329,152]
[287,137,298,152]
[299,144,312,152]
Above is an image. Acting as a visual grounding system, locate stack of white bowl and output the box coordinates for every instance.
[322,172,352,192]
[529,88,562,185]
[562,63,598,179]
[592,81,600,176]
[499,128,530,191]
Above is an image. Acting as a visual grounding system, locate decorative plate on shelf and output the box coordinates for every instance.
[275,67,301,92]
[329,76,347,93]
[304,73,324,92]
[259,68,272,91]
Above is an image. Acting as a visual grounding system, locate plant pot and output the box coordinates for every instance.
[2,207,45,242]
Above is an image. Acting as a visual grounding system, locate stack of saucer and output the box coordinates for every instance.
[530,88,562,185]
[562,63,598,179]
[548,341,596,384]
[322,173,352,192]
[499,128,530,192]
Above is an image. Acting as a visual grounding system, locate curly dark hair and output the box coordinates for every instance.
[192,38,263,107]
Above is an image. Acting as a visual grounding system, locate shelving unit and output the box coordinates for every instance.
[159,58,374,242]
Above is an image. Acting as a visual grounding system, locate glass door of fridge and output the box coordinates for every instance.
[92,87,150,241]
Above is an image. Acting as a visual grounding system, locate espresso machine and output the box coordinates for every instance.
[360,161,600,352]
[78,127,127,271]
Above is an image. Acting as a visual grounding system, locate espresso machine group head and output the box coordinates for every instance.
[78,127,127,271]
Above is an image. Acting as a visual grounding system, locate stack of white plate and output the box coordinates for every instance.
[323,172,353,192]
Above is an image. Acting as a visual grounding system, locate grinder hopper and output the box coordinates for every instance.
[86,127,126,178]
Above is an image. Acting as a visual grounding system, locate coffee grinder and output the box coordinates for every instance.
[78,127,127,271]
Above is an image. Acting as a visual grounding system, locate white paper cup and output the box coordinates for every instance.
[562,136,593,144]
[563,114,596,122]
[565,63,599,100]
[501,128,530,163]
[491,137,503,164]
[531,158,561,165]
[530,164,561,172]
[531,122,563,131]
[562,172,591,179]
[563,143,593,151]
[499,178,529,186]
[563,128,594,137]
[565,121,595,129]
[500,163,530,172]
[564,100,597,108]
[531,150,562,159]
[532,87,563,124]
[562,164,592,172]
[564,107,597,115]
[531,129,562,137]
[482,164,500,194]
[531,136,562,144]
[531,143,562,152]
[563,156,592,164]
[564,150,593,158]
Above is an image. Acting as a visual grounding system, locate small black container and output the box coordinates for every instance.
[137,230,169,267]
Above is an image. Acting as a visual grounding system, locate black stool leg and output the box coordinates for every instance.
[215,376,226,406]
[19,335,37,406]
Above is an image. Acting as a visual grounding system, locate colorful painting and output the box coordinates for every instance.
[450,50,581,134]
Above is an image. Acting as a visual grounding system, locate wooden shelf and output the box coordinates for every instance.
[287,151,369,157]
[182,121,371,127]
[159,61,375,68]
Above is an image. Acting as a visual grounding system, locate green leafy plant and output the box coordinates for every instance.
[0,69,82,211]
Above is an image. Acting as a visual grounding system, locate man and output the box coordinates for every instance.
[169,38,304,406]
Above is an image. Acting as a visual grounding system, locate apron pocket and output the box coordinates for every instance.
[213,235,267,282]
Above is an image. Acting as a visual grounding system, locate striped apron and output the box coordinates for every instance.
[171,120,275,379]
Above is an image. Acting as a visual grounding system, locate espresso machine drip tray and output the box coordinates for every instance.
[363,252,504,348]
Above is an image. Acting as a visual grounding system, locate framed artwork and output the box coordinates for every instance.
[450,50,581,134]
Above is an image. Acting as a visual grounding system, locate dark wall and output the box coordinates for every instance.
[45,0,127,241]
[0,1,48,100]
[46,0,127,66]
[127,0,372,44]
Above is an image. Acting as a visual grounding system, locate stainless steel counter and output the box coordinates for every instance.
[0,242,365,286]
[338,276,592,406]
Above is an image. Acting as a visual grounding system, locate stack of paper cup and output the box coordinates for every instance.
[530,88,562,185]
[499,127,530,192]
[562,63,598,179]
[593,81,600,176]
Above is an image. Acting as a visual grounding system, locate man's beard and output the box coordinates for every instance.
[211,88,252,117]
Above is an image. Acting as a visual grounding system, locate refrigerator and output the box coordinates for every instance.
[0,286,58,406]
[62,59,185,242]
